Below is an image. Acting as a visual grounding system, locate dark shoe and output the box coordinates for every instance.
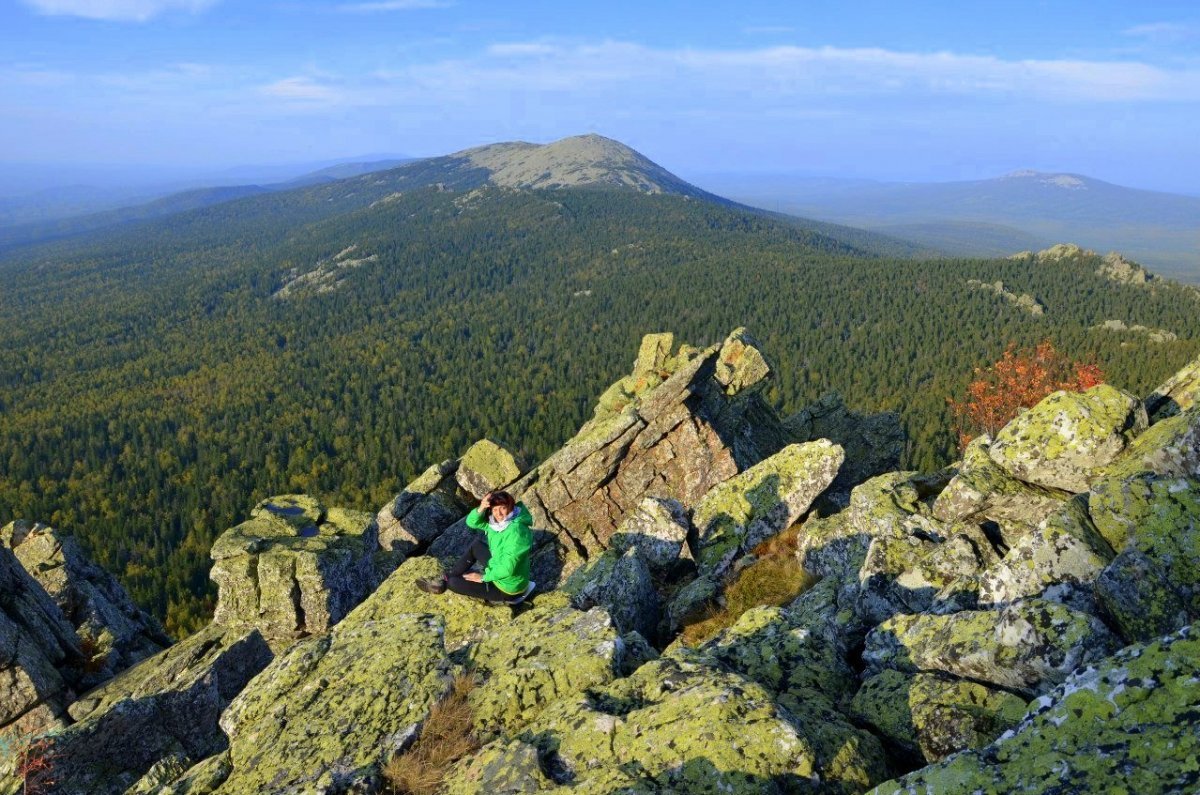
[415,576,447,595]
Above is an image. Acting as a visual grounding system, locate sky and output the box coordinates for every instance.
[1,0,1198,192]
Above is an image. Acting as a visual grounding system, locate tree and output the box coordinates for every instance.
[949,340,1104,447]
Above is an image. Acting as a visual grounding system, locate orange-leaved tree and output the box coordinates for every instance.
[949,340,1104,448]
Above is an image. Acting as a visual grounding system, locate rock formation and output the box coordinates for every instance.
[3,334,1200,795]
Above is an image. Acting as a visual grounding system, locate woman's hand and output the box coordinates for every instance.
[479,493,493,513]
[463,572,483,583]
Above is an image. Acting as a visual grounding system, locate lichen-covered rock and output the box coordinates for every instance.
[513,330,791,569]
[443,739,554,795]
[867,622,1200,795]
[855,518,998,624]
[1145,351,1200,421]
[1092,474,1200,641]
[522,652,886,795]
[34,625,271,795]
[850,670,1028,763]
[375,459,468,555]
[987,385,1147,492]
[783,575,866,655]
[2,521,168,687]
[932,435,1068,541]
[976,497,1113,609]
[0,542,81,743]
[607,496,691,572]
[342,554,505,651]
[691,440,843,576]
[863,599,1121,696]
[795,511,866,580]
[1095,406,1200,485]
[467,605,627,735]
[713,326,774,396]
[562,548,660,639]
[664,574,719,632]
[690,605,856,708]
[784,391,905,504]
[156,752,232,795]
[214,612,449,793]
[456,438,524,499]
[210,495,379,642]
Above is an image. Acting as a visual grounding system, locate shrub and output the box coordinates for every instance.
[384,674,479,795]
[948,340,1104,447]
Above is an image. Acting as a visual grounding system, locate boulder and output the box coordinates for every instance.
[607,496,692,572]
[784,391,905,503]
[210,495,379,642]
[866,622,1200,795]
[0,542,81,743]
[987,384,1147,493]
[443,739,554,795]
[664,574,719,633]
[855,517,998,624]
[2,521,169,687]
[214,613,450,793]
[1092,474,1200,641]
[795,511,868,580]
[932,435,1068,542]
[512,329,791,569]
[35,625,271,795]
[374,459,468,555]
[976,497,1113,610]
[456,438,524,499]
[513,652,887,795]
[1145,351,1200,421]
[850,669,1028,763]
[466,602,630,735]
[863,598,1121,696]
[691,440,843,577]
[562,548,661,639]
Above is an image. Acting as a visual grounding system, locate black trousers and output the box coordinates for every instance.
[446,539,509,601]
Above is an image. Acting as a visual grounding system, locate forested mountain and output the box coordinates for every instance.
[1,140,1198,635]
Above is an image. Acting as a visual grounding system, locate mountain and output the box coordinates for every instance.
[0,135,1198,637]
[3,330,1199,794]
[703,170,1200,281]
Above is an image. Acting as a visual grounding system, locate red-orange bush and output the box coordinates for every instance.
[949,341,1104,447]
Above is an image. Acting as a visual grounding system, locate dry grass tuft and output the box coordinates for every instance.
[680,523,817,646]
[384,673,480,795]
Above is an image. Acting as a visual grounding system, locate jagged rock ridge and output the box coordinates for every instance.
[2,331,1200,795]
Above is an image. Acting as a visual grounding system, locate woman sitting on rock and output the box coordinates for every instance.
[416,490,536,604]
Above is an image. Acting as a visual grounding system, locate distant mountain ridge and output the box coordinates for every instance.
[704,170,1200,281]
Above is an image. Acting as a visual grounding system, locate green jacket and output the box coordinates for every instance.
[464,502,533,595]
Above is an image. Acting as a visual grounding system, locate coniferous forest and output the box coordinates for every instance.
[2,183,1197,635]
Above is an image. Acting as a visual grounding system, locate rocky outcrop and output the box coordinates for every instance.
[691,440,843,577]
[212,613,450,793]
[783,391,904,505]
[0,543,81,743]
[37,624,272,795]
[863,599,1121,696]
[965,279,1045,315]
[867,622,1200,795]
[510,329,791,571]
[455,438,524,499]
[2,521,168,686]
[1145,351,1200,421]
[210,495,379,642]
[987,384,1147,492]
[374,459,468,556]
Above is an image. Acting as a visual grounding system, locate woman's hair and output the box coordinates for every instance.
[488,491,516,510]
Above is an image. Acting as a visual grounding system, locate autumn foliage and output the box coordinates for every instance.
[949,341,1105,447]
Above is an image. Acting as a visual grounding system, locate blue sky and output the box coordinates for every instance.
[1,0,1198,191]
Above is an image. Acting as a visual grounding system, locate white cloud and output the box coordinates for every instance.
[20,0,219,22]
[1123,22,1196,41]
[339,0,451,11]
[260,76,341,103]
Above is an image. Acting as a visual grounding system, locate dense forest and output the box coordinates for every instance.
[1,182,1197,635]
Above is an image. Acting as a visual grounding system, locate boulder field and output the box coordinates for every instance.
[2,329,1199,794]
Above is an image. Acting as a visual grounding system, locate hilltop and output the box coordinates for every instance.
[2,330,1199,793]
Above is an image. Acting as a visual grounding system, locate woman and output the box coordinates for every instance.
[416,490,536,604]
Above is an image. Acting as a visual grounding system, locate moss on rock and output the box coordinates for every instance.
[850,669,1028,763]
[988,385,1147,493]
[867,622,1200,795]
